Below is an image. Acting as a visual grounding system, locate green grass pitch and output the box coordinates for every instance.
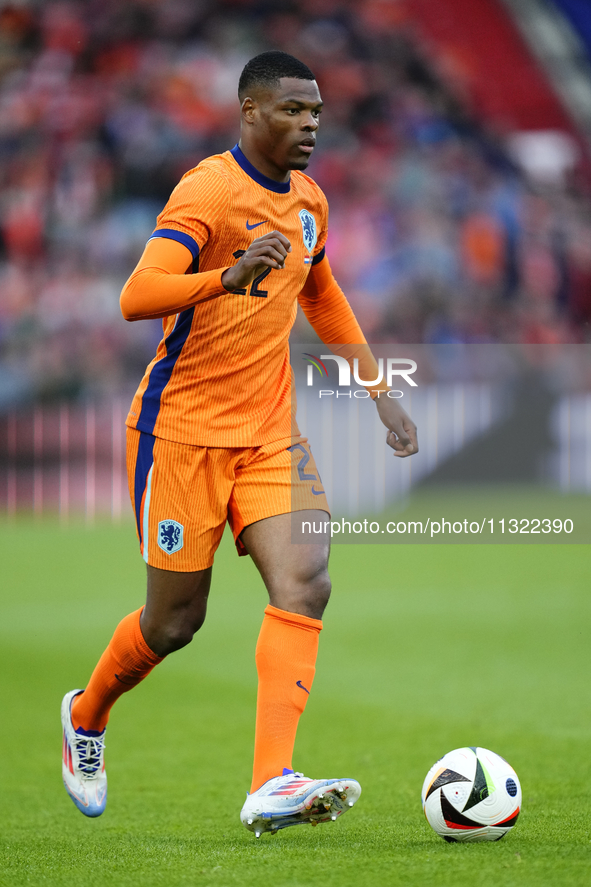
[1,516,590,886]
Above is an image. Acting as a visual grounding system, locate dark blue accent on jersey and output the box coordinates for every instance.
[150,228,200,260]
[311,246,325,265]
[134,431,155,541]
[231,144,291,194]
[136,308,195,435]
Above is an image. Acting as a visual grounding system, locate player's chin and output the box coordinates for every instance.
[286,152,312,170]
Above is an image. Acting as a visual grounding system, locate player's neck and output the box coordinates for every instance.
[238,140,291,184]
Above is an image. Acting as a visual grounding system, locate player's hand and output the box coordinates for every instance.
[222,231,291,292]
[374,394,418,457]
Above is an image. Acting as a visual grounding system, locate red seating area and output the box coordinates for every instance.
[405,0,576,132]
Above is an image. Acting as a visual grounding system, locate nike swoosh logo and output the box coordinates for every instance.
[296,680,310,694]
[115,673,135,685]
[246,220,268,230]
[311,486,325,495]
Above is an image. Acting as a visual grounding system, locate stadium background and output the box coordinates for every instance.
[1,2,590,885]
[2,0,591,515]
[0,0,591,414]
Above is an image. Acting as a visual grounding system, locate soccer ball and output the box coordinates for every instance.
[421,747,521,842]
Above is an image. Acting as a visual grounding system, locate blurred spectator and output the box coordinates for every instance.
[0,0,590,410]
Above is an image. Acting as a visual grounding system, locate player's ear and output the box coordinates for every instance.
[241,96,256,125]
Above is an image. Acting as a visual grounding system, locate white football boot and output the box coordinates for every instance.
[61,689,107,817]
[240,769,362,837]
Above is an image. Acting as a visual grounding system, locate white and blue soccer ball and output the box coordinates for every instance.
[422,747,521,842]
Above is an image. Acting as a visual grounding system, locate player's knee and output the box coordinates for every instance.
[147,610,206,656]
[267,559,331,619]
[294,566,331,618]
[158,624,197,654]
[310,567,331,611]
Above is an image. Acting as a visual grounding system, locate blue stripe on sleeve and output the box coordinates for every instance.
[312,246,326,265]
[149,228,200,259]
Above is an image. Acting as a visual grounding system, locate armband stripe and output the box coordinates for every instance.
[311,246,325,265]
[149,228,200,259]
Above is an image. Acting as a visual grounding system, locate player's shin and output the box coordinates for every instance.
[250,604,321,793]
[71,607,163,733]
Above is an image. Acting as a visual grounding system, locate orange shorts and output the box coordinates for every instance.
[126,428,330,572]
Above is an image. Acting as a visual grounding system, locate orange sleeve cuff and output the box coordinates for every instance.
[120,236,230,321]
[297,257,389,397]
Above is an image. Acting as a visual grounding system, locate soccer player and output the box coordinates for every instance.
[61,51,418,837]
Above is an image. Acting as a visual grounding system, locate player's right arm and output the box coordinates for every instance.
[120,231,292,322]
[120,164,231,321]
[120,237,228,321]
[119,163,281,322]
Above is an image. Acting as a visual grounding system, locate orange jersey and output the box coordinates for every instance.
[126,145,329,447]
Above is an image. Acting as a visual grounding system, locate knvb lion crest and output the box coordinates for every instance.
[299,209,317,252]
[158,519,184,554]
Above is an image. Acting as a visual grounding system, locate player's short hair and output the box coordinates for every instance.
[238,51,316,100]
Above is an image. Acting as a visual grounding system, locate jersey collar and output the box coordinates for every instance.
[231,144,291,194]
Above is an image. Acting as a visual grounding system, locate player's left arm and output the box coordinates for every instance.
[298,254,418,457]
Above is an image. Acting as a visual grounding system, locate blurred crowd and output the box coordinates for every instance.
[1,0,591,408]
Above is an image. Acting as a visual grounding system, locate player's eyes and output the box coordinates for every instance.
[284,106,321,117]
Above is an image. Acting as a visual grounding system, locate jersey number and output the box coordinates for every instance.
[232,250,271,298]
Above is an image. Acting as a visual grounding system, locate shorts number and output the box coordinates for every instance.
[288,443,317,480]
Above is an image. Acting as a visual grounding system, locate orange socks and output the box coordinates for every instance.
[70,602,320,787]
[71,608,163,733]
[250,604,322,793]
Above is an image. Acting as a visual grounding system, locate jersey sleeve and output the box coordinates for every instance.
[298,254,389,397]
[120,237,230,321]
[150,165,230,257]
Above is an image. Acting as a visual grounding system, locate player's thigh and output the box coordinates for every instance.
[228,437,330,553]
[240,510,331,618]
